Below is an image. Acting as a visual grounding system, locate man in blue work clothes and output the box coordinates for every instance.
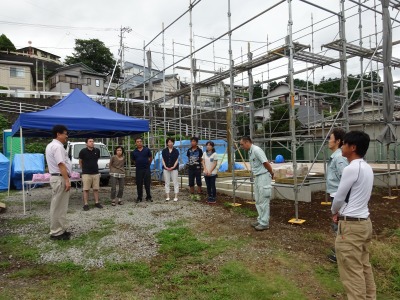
[240,136,274,231]
[131,137,153,203]
[326,128,348,263]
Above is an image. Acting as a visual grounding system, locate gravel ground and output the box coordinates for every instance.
[2,182,219,269]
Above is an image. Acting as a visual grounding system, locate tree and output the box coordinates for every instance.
[264,99,301,137]
[65,39,116,75]
[0,34,16,51]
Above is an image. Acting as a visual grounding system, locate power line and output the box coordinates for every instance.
[0,20,118,31]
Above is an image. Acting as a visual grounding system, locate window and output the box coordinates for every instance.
[10,67,25,78]
[95,79,100,87]
[59,75,78,83]
[70,83,82,90]
[10,87,25,97]
[50,77,57,89]
[87,78,91,85]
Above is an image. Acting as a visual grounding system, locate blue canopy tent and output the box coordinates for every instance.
[12,89,149,138]
[10,89,149,214]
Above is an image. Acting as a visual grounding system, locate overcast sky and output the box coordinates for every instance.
[2,0,400,86]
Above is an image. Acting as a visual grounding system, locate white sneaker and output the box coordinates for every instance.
[173,198,178,202]
[166,198,170,201]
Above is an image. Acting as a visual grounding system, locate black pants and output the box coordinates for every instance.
[136,168,151,200]
[204,175,217,198]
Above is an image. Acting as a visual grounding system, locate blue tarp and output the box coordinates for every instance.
[11,154,45,190]
[11,89,149,138]
[0,153,9,191]
[218,162,245,172]
[151,139,228,179]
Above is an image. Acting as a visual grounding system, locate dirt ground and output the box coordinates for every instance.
[1,180,399,299]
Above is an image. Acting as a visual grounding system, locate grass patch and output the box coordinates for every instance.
[156,261,307,299]
[223,202,258,218]
[0,235,40,261]
[232,206,258,218]
[57,220,115,249]
[303,231,325,242]
[314,265,344,295]
[3,216,43,227]
[156,226,209,257]
[370,232,400,297]
[0,261,11,269]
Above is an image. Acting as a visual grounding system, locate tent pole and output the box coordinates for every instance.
[20,127,26,215]
[7,133,13,197]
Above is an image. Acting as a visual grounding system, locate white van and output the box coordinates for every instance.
[66,141,111,185]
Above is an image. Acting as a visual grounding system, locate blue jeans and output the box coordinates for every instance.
[204,175,217,198]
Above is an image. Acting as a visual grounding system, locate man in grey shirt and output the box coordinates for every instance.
[240,136,274,231]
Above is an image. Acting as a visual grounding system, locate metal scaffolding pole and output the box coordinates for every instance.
[162,22,167,136]
[248,43,254,139]
[288,0,305,224]
[227,0,239,205]
[189,0,195,136]
[340,0,350,132]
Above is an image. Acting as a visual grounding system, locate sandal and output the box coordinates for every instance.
[118,200,123,205]
[111,200,116,206]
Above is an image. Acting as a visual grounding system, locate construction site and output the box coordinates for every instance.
[109,0,400,222]
[2,0,400,220]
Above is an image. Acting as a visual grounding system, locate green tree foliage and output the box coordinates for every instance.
[253,81,264,108]
[25,140,47,154]
[65,39,117,75]
[0,34,16,51]
[0,114,10,153]
[0,114,10,131]
[315,71,381,110]
[264,100,301,137]
[236,114,250,137]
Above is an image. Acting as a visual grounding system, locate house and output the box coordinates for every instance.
[304,92,400,162]
[48,63,106,95]
[121,62,164,91]
[127,74,180,104]
[17,46,62,64]
[0,47,63,97]
[0,60,34,97]
[253,82,324,131]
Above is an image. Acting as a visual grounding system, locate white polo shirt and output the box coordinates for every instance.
[45,139,72,175]
[331,158,374,218]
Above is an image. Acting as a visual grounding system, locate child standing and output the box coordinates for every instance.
[187,137,203,200]
[109,146,125,206]
[202,141,218,204]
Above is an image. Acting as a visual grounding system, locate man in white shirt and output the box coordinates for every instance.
[45,125,72,241]
[331,131,376,299]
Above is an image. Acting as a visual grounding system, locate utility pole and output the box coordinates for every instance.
[118,26,132,115]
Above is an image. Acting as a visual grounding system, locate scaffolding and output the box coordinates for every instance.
[112,0,400,222]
